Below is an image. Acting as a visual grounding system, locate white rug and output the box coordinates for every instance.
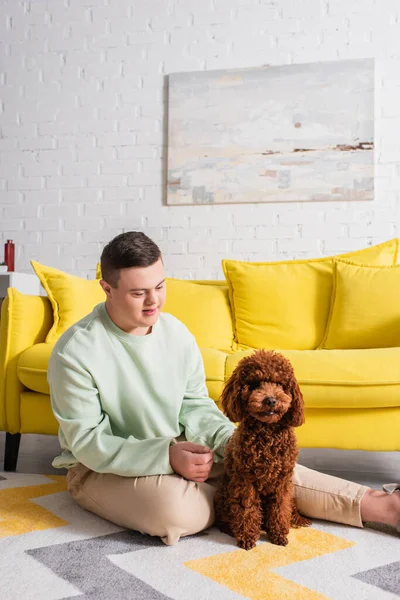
[1,471,399,600]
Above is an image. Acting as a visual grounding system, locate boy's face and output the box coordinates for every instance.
[100,258,166,335]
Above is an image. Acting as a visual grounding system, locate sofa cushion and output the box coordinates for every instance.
[31,261,106,344]
[19,343,400,411]
[225,348,400,409]
[162,279,233,352]
[320,259,400,350]
[18,343,53,395]
[222,238,399,351]
[17,343,228,402]
[36,258,233,352]
[200,347,228,402]
[100,256,234,351]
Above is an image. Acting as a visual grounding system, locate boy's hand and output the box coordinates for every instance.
[169,441,214,483]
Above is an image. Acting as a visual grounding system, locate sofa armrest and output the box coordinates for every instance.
[0,288,53,433]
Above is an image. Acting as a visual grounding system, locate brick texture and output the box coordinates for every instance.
[0,0,399,279]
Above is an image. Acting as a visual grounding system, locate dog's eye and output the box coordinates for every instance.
[248,381,259,391]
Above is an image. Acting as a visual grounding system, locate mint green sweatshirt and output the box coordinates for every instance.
[48,303,235,477]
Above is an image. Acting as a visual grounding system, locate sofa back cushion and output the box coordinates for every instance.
[222,238,399,351]
[31,261,106,344]
[320,259,400,349]
[32,261,233,350]
[162,279,233,351]
[97,262,233,350]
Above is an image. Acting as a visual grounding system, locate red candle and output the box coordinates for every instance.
[4,240,15,272]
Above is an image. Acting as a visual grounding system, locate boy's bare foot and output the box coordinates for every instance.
[361,487,400,530]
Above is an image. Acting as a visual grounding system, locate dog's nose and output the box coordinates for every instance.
[264,396,276,407]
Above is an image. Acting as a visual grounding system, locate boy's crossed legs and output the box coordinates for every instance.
[66,462,399,545]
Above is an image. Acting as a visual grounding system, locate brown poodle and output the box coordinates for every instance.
[214,349,311,550]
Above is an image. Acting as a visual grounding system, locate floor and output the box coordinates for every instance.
[0,432,398,489]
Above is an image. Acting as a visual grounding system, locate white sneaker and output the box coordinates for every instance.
[382,483,400,494]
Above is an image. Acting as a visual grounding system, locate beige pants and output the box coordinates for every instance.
[66,462,368,545]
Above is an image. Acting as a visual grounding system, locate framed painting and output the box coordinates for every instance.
[167,59,374,205]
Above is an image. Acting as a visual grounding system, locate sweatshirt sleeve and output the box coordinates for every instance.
[48,350,174,477]
[179,336,235,461]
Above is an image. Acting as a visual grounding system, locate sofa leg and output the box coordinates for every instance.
[4,432,21,472]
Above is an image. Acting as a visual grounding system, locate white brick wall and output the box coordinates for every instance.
[1,0,400,279]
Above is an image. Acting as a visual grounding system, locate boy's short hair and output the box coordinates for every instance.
[100,231,162,288]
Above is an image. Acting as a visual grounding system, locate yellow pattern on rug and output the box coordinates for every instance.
[185,527,355,600]
[0,476,67,537]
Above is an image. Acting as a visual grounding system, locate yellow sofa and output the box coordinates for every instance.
[1,238,400,471]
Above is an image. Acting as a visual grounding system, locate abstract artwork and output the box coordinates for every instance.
[167,59,374,205]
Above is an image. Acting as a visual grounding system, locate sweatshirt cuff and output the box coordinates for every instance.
[213,429,235,461]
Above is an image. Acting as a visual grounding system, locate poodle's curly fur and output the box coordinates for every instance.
[214,349,312,550]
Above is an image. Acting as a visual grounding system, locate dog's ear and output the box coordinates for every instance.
[221,371,245,423]
[283,377,305,427]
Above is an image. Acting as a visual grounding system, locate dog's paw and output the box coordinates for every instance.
[237,537,257,551]
[269,533,289,546]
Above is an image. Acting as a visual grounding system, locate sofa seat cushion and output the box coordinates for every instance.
[18,343,54,395]
[226,348,400,409]
[17,344,229,402]
[19,344,400,411]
